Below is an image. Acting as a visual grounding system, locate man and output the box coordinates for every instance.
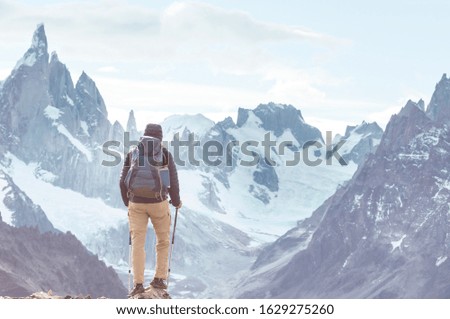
[120,123,182,297]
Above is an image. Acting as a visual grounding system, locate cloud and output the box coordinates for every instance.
[0,1,345,62]
[161,1,342,45]
[0,0,368,131]
[0,0,160,61]
[94,75,263,113]
[93,74,266,127]
[97,66,119,74]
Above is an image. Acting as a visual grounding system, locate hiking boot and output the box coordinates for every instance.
[128,283,145,297]
[150,278,167,289]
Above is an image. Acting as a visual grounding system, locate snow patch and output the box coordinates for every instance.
[277,129,301,148]
[434,177,450,191]
[335,122,381,160]
[398,153,429,161]
[397,195,403,207]
[416,128,441,147]
[64,94,74,106]
[177,170,214,214]
[43,106,92,161]
[372,138,381,147]
[391,235,406,252]
[14,52,37,70]
[375,196,386,222]
[353,194,363,209]
[339,131,364,155]
[416,210,434,231]
[432,177,450,205]
[436,256,447,267]
[44,105,63,120]
[56,124,93,161]
[1,154,126,243]
[80,121,90,136]
[342,256,350,268]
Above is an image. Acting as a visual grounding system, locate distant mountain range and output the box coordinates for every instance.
[4,24,445,298]
[237,75,450,298]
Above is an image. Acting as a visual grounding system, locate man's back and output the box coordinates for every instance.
[119,123,181,297]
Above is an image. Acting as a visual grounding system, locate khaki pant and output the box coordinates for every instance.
[128,201,171,284]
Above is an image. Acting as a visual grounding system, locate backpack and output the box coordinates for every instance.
[124,136,169,200]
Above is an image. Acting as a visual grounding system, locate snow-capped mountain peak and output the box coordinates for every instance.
[31,24,47,52]
[238,75,450,298]
[0,25,393,299]
[345,121,382,136]
[333,120,383,165]
[236,103,323,145]
[14,23,49,71]
[162,113,215,140]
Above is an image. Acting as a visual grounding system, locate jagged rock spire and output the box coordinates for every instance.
[75,71,108,117]
[426,73,450,123]
[14,23,49,70]
[31,23,48,56]
[126,110,137,132]
[126,110,140,141]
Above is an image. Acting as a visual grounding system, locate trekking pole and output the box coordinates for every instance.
[167,207,179,290]
[152,230,157,273]
[128,232,132,292]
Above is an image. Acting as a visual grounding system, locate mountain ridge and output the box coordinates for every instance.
[238,82,450,298]
[0,214,127,298]
[0,24,387,298]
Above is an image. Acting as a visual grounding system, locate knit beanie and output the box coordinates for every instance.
[144,123,163,140]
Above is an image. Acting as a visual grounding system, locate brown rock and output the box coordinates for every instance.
[129,286,171,299]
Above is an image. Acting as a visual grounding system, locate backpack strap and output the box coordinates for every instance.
[162,147,169,167]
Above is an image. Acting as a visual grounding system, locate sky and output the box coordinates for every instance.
[0,0,449,135]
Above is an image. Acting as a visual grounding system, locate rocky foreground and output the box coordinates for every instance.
[0,287,171,299]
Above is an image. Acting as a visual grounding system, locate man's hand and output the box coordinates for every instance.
[170,200,182,209]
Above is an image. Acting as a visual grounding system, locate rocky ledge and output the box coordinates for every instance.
[0,287,171,299]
